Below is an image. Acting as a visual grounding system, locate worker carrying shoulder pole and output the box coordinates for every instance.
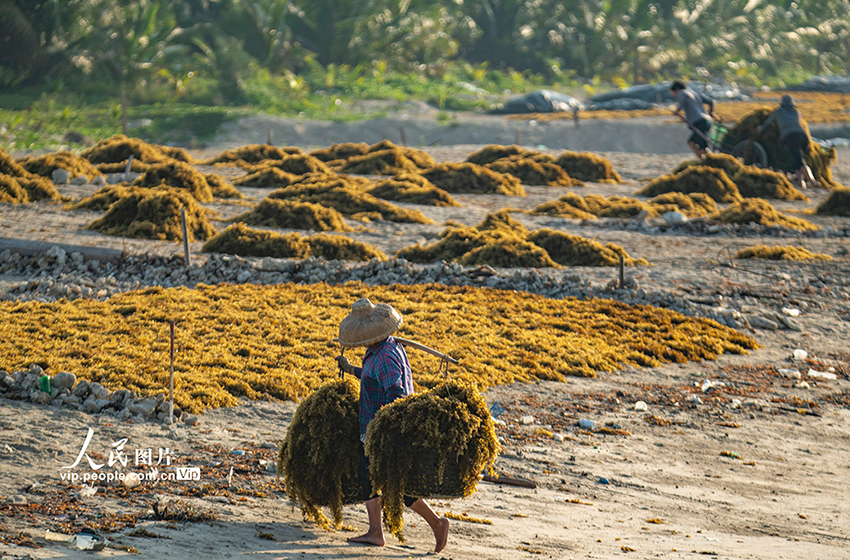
[670,80,716,159]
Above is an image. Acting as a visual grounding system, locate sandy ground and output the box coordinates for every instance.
[1,120,850,559]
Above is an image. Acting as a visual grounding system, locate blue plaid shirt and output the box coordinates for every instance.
[357,337,413,438]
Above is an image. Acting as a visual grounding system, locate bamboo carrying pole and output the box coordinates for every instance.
[332,336,458,365]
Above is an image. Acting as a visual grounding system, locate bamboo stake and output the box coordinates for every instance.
[180,208,190,267]
[169,320,175,423]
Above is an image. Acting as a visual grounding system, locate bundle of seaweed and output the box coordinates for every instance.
[233,168,300,189]
[204,174,243,198]
[329,149,420,175]
[240,155,331,176]
[268,181,433,224]
[465,145,540,165]
[202,223,386,261]
[459,236,559,268]
[0,146,29,177]
[67,185,140,211]
[232,198,350,231]
[638,166,742,203]
[309,142,370,162]
[531,192,597,220]
[673,153,743,178]
[717,198,818,231]
[87,189,217,241]
[15,175,66,202]
[0,147,62,202]
[527,229,648,266]
[583,194,653,218]
[17,151,103,180]
[816,186,850,216]
[202,145,303,166]
[368,174,459,206]
[485,155,582,186]
[81,134,194,164]
[476,209,529,235]
[133,161,214,202]
[733,245,831,261]
[366,381,499,541]
[723,108,837,187]
[0,175,29,203]
[419,163,525,196]
[554,151,622,183]
[368,140,435,170]
[277,378,363,530]
[731,166,808,201]
[96,160,152,175]
[648,192,719,217]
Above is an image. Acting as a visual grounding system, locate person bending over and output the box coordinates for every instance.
[670,80,716,159]
[756,94,817,189]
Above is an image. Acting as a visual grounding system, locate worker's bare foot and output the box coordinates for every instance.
[348,531,385,547]
[434,517,449,553]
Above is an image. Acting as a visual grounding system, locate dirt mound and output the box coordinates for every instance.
[527,229,648,267]
[202,144,303,166]
[133,161,214,202]
[723,108,837,187]
[17,151,103,180]
[638,166,742,203]
[368,174,459,207]
[232,198,350,231]
[267,180,433,224]
[82,134,194,165]
[717,198,818,231]
[648,192,719,217]
[233,168,299,189]
[485,155,582,186]
[204,174,243,198]
[554,151,622,183]
[202,223,385,261]
[86,189,217,241]
[420,163,525,196]
[733,245,831,261]
[816,186,850,216]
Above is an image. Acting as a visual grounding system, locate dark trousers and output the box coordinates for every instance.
[784,131,810,170]
[359,446,416,507]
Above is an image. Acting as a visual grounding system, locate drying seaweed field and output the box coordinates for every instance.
[1,122,850,559]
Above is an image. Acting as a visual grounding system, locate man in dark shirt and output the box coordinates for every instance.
[670,80,716,158]
[757,94,817,188]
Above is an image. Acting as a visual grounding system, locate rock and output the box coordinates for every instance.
[89,382,110,400]
[116,408,131,420]
[70,175,89,185]
[52,371,77,390]
[182,414,200,426]
[236,270,253,283]
[634,400,648,411]
[663,211,689,226]
[92,175,107,186]
[111,389,132,405]
[51,168,71,184]
[73,380,91,397]
[30,391,52,405]
[749,316,779,330]
[519,415,535,425]
[80,397,103,414]
[775,314,802,331]
[127,398,158,418]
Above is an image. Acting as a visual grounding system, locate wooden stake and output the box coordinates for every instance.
[169,320,175,423]
[267,129,273,145]
[618,255,625,289]
[399,126,406,147]
[124,154,134,182]
[515,130,521,145]
[180,208,190,267]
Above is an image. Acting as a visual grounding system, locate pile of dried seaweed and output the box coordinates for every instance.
[82,134,195,164]
[723,108,838,187]
[133,161,214,202]
[96,159,152,175]
[204,174,243,198]
[0,282,757,413]
[648,192,719,217]
[638,166,742,203]
[466,145,541,165]
[232,198,350,231]
[239,154,331,176]
[277,378,362,530]
[0,147,65,202]
[368,174,459,207]
[485,155,582,186]
[202,223,386,261]
[717,198,818,231]
[86,188,217,241]
[420,163,525,196]
[400,210,645,267]
[202,145,303,166]
[554,151,622,183]
[816,186,850,216]
[17,151,103,180]
[366,381,499,541]
[673,153,743,178]
[532,193,652,219]
[674,154,807,201]
[329,149,421,175]
[733,245,831,261]
[309,142,370,162]
[67,185,141,211]
[233,167,299,189]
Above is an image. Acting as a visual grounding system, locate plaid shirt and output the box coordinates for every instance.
[358,337,413,438]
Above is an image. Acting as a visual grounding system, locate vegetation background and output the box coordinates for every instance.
[1,0,848,149]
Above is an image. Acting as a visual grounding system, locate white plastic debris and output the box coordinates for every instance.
[731,398,742,409]
[553,433,565,442]
[779,368,802,379]
[689,395,703,404]
[808,369,838,380]
[796,381,811,389]
[634,401,648,412]
[78,485,98,498]
[782,307,801,317]
[793,349,808,360]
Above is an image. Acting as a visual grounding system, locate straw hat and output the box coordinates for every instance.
[338,298,402,348]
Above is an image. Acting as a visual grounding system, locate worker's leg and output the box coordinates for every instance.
[408,498,450,553]
[348,496,385,546]
[688,141,706,159]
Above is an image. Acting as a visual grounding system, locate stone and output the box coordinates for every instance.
[116,408,131,420]
[663,210,689,226]
[89,382,110,400]
[111,389,132,405]
[52,371,77,390]
[127,398,158,418]
[92,175,107,187]
[30,391,52,405]
[80,397,103,414]
[73,379,91,397]
[749,316,779,330]
[51,168,71,184]
[182,415,200,426]
[70,175,89,185]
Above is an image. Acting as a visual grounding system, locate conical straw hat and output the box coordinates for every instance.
[338,298,403,348]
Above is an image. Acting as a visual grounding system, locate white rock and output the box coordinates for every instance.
[634,401,648,412]
[793,349,808,360]
[127,398,158,417]
[779,368,802,379]
[663,211,689,226]
[519,415,535,425]
[92,175,107,186]
[781,307,801,317]
[807,369,837,380]
[795,381,811,389]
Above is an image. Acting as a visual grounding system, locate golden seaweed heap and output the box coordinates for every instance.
[0,283,758,413]
[673,153,743,178]
[554,151,622,183]
[96,159,152,175]
[277,378,363,530]
[134,161,215,202]
[816,186,850,217]
[723,108,837,187]
[309,142,370,162]
[532,193,654,220]
[238,154,331,176]
[485,155,583,187]
[733,245,831,261]
[365,381,499,541]
[419,163,525,196]
[638,166,743,203]
[0,146,65,203]
[673,154,808,201]
[204,173,243,198]
[201,144,303,166]
[531,192,598,220]
[87,188,218,241]
[17,151,103,181]
[68,185,144,211]
[368,174,460,207]
[202,222,386,261]
[82,134,195,165]
[400,210,645,267]
[717,198,818,231]
[647,192,719,217]
[232,198,351,231]
[329,149,421,175]
[465,144,541,165]
[233,167,300,189]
